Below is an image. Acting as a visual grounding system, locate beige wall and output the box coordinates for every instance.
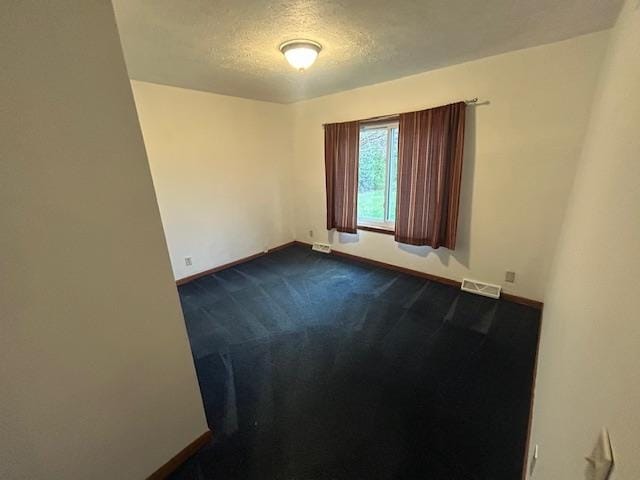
[0,3,207,479]
[289,32,609,301]
[133,34,610,302]
[131,81,294,280]
[1,2,635,479]
[529,1,640,478]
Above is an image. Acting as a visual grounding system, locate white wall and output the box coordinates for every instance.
[0,3,207,479]
[529,1,640,478]
[289,32,610,301]
[131,81,294,280]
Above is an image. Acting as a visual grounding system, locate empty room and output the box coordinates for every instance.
[2,1,639,479]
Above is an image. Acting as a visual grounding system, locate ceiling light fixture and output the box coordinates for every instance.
[279,39,322,72]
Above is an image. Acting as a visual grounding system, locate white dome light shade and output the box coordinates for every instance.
[279,40,322,71]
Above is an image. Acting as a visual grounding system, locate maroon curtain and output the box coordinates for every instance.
[324,121,360,233]
[394,102,466,249]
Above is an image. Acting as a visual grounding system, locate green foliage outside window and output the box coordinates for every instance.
[358,129,387,193]
[357,126,398,222]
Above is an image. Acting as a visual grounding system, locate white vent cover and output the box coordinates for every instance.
[311,242,332,254]
[461,278,502,299]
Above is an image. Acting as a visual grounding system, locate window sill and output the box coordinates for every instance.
[357,224,395,236]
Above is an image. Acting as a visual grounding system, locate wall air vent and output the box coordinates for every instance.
[461,278,502,299]
[311,242,332,254]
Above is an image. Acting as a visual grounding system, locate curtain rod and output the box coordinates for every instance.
[322,98,480,127]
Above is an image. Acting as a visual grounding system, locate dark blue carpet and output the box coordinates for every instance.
[171,244,540,480]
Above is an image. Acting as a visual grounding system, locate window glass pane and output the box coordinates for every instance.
[357,128,387,221]
[387,127,399,221]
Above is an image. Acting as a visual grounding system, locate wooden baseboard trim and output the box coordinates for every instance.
[501,293,544,310]
[267,240,297,253]
[293,241,543,310]
[147,430,212,480]
[175,241,297,286]
[175,239,543,309]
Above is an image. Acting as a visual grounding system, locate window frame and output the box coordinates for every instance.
[357,120,399,233]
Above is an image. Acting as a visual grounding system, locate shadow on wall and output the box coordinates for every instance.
[396,104,483,268]
[329,230,359,244]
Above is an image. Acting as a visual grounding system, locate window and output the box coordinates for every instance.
[357,121,399,231]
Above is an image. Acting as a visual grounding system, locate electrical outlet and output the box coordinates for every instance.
[309,229,314,238]
[184,256,193,267]
[505,271,516,283]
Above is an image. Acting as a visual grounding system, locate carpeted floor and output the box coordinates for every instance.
[170,244,540,480]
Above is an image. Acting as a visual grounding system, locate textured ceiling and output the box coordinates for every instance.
[112,0,623,103]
